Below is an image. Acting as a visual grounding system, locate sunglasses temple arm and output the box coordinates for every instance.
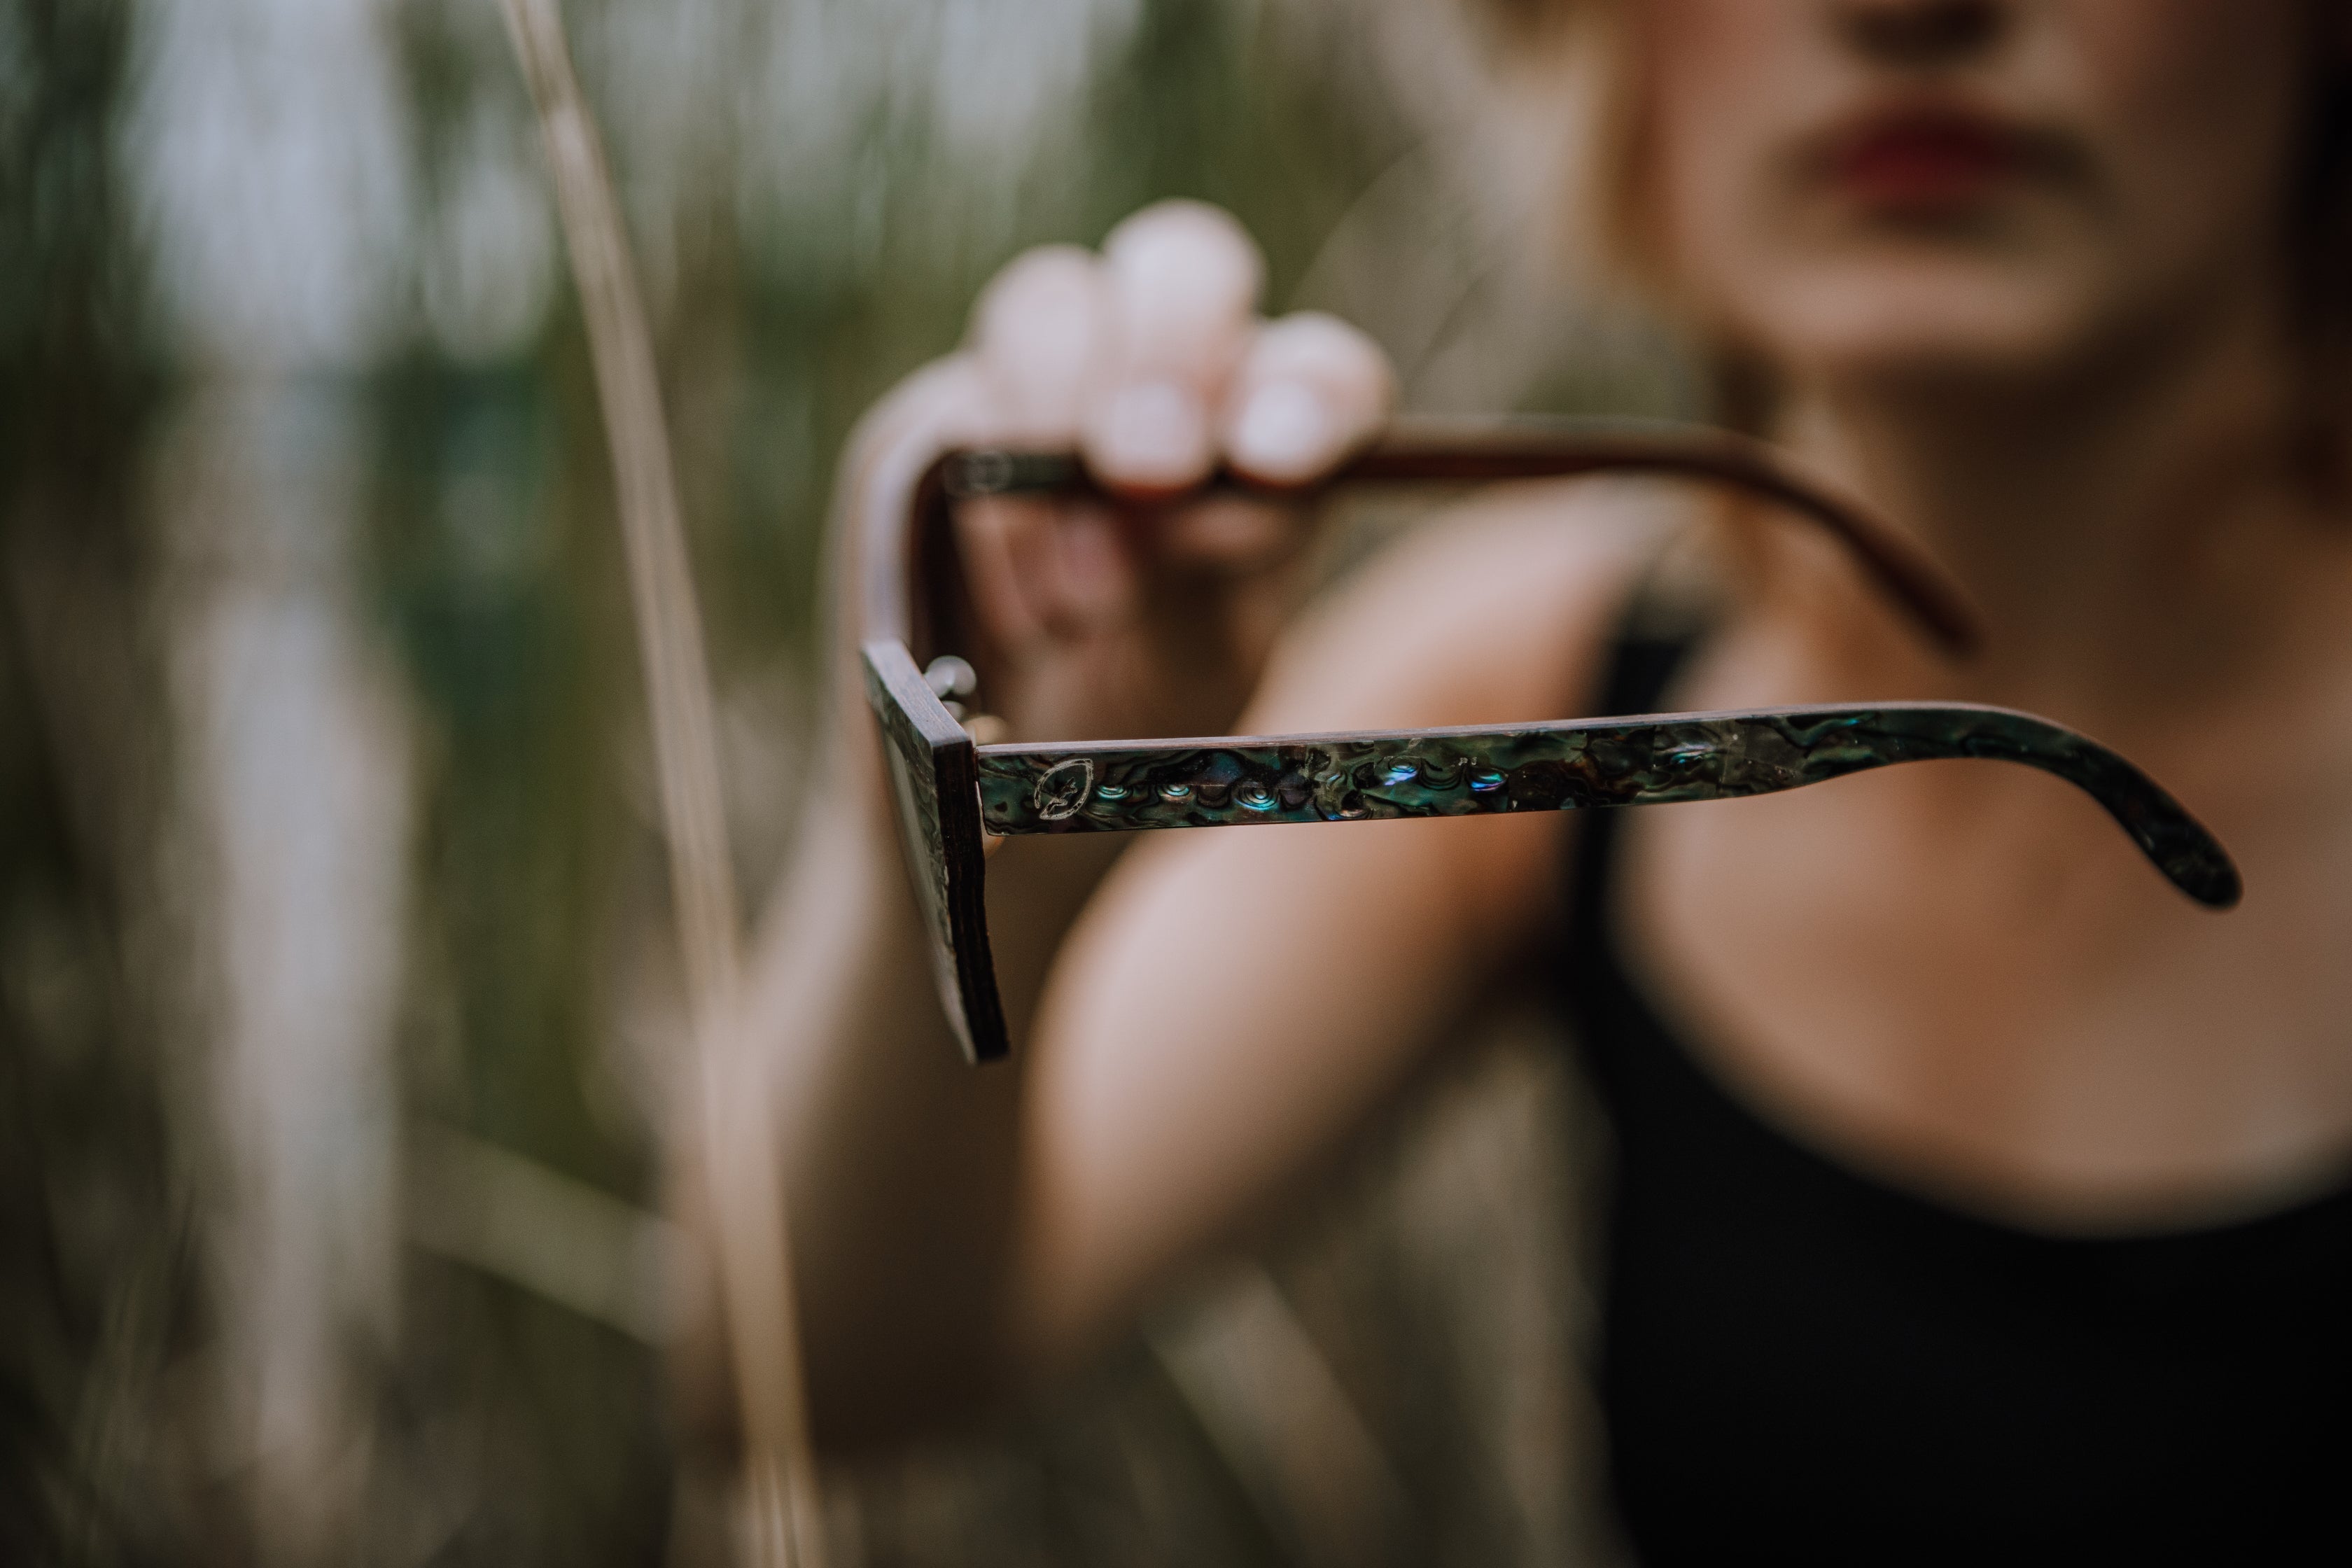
[862,640,1009,1063]
[932,423,1984,657]
[975,706,2239,909]
[1797,707,2240,908]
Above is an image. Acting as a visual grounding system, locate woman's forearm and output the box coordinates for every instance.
[679,734,1124,1450]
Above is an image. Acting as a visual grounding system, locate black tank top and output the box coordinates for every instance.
[1560,626,2352,1564]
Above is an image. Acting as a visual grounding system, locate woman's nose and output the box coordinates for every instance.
[1830,0,2008,66]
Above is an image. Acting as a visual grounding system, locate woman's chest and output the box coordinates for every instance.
[1614,755,2352,1225]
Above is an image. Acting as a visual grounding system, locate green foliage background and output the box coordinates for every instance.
[0,1,1670,1560]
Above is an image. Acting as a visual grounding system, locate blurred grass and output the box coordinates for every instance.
[1,1,192,1561]
[0,1,1669,1560]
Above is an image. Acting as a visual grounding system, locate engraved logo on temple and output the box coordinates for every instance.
[1035,758,1096,821]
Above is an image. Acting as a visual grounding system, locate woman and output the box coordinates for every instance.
[701,0,2352,1555]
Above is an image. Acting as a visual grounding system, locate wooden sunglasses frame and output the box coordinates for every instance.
[860,419,2239,1063]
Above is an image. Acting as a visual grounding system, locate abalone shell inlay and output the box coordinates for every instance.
[975,704,2239,909]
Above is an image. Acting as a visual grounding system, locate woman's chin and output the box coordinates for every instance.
[1751,279,2109,396]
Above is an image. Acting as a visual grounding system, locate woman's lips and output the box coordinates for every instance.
[1822,107,2038,211]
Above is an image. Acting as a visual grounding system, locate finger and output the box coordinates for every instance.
[1084,201,1265,495]
[1040,505,1138,630]
[1157,496,1296,573]
[953,495,1057,656]
[965,252,1139,639]
[1222,311,1394,486]
[969,244,1108,447]
[978,502,1138,642]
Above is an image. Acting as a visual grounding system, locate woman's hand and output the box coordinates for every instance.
[738,203,1390,1438]
[723,205,1620,1449]
[840,200,1394,743]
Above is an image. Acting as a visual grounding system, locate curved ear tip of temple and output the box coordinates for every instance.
[1919,590,1986,658]
[2174,855,2243,911]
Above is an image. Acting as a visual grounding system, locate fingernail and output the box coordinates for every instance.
[1228,380,1334,482]
[1098,381,1211,487]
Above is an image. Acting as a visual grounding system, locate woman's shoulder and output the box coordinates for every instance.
[1243,477,1691,734]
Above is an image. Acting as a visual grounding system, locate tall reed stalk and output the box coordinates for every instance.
[496,2,823,1562]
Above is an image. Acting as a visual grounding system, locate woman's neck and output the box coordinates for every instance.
[1768,289,2341,720]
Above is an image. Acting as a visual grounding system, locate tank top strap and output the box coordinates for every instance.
[1565,608,1706,948]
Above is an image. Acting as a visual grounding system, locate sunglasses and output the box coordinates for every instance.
[860,419,2240,1063]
